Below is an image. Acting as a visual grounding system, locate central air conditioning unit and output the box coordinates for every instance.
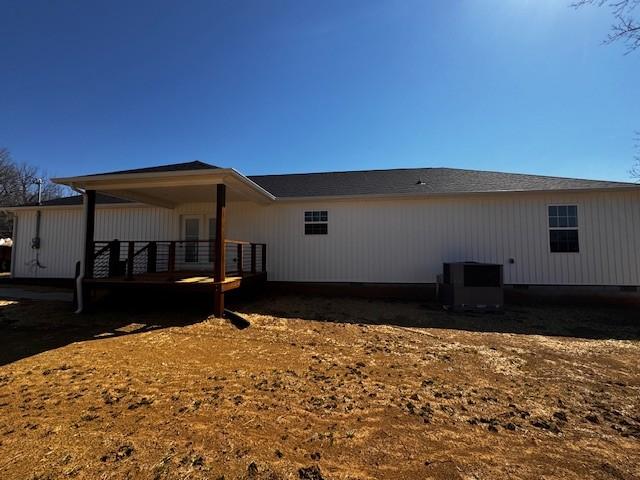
[437,262,504,311]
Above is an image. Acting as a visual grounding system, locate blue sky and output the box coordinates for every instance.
[1,0,638,180]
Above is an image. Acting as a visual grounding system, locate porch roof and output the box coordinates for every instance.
[52,162,275,208]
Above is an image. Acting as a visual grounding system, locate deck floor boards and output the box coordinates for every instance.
[85,271,266,291]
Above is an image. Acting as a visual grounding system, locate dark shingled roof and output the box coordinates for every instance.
[31,163,638,206]
[84,160,219,177]
[247,167,637,198]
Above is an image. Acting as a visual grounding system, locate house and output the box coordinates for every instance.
[5,161,640,315]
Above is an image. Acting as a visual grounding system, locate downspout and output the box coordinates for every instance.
[72,186,86,313]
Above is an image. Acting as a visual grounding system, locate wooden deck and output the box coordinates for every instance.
[85,271,267,292]
[83,236,267,315]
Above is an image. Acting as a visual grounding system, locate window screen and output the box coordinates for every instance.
[304,211,328,235]
[548,205,577,228]
[548,205,579,253]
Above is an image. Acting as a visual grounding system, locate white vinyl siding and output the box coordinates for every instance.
[10,189,640,285]
[12,209,84,278]
[12,206,176,278]
[228,190,640,285]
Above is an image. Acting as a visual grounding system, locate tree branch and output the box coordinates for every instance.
[573,0,640,52]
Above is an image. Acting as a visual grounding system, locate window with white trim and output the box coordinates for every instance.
[304,210,328,235]
[548,205,579,252]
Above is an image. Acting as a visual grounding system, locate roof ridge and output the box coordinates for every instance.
[249,166,635,185]
[429,167,636,185]
[82,160,219,177]
[248,167,437,178]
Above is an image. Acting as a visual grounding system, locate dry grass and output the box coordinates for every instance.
[0,293,639,479]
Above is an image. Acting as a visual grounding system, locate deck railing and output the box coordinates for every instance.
[90,239,266,280]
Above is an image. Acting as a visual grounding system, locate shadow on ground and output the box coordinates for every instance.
[0,292,212,366]
[233,291,640,342]
[1,286,639,366]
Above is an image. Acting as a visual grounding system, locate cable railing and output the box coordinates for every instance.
[91,239,267,281]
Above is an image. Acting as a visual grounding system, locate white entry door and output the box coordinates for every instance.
[183,216,200,263]
[178,215,217,271]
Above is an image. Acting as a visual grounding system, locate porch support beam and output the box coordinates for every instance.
[83,190,96,279]
[213,184,226,317]
[79,189,96,312]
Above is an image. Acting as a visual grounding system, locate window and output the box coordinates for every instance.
[305,223,328,235]
[305,211,327,222]
[304,210,328,235]
[548,205,579,252]
[548,205,577,228]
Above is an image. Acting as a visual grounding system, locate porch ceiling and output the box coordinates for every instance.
[52,168,275,208]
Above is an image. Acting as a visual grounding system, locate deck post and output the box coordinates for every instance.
[251,244,256,274]
[147,241,157,273]
[237,243,243,276]
[108,239,120,277]
[79,189,96,312]
[168,241,176,272]
[261,244,267,272]
[213,184,226,317]
[83,190,96,279]
[126,241,134,280]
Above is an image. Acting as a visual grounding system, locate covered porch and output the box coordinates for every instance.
[53,164,274,316]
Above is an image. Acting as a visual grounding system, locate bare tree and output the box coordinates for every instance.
[631,132,640,178]
[0,148,66,236]
[573,0,640,53]
[0,148,17,200]
[573,1,639,181]
[5,161,65,206]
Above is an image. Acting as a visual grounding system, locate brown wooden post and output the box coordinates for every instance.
[168,241,176,272]
[108,239,120,277]
[210,239,215,266]
[250,243,256,274]
[261,244,267,272]
[126,241,134,280]
[213,184,226,317]
[147,241,157,273]
[83,190,96,279]
[237,243,243,276]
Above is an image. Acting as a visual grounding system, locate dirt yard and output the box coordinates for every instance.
[0,290,639,480]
